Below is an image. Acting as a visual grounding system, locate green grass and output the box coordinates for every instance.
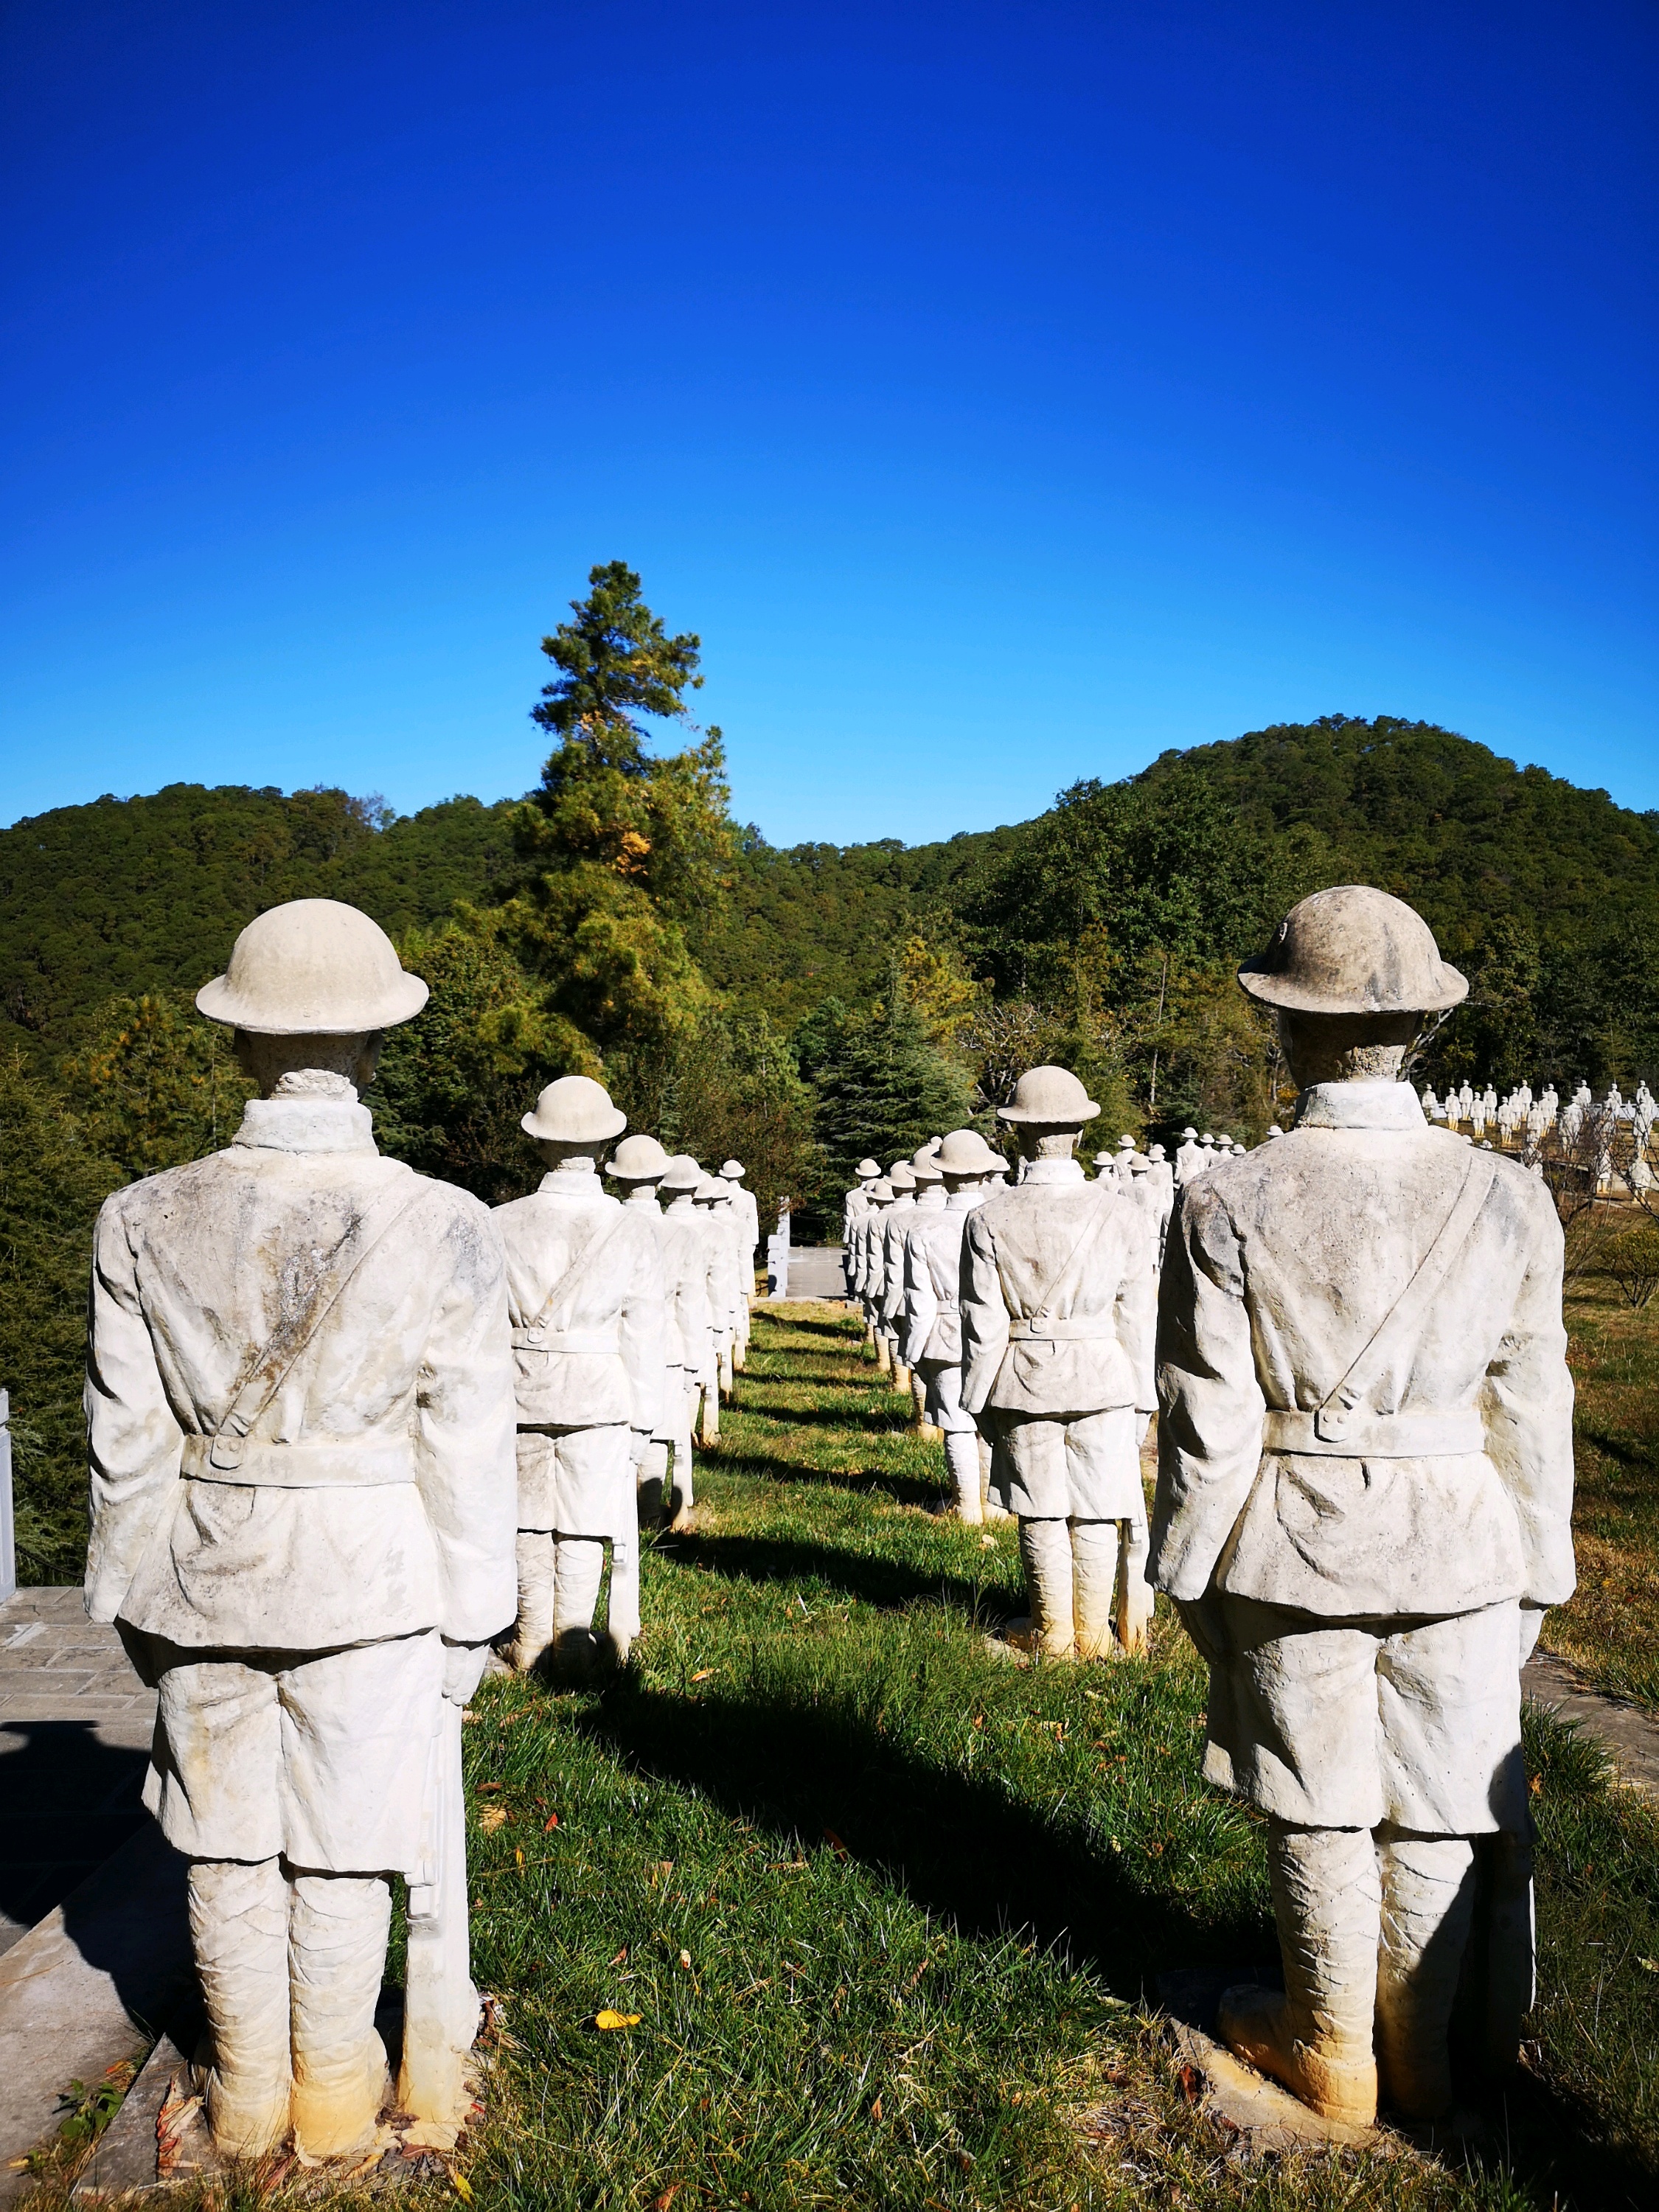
[30,1303,1659,2211]
[1545,1277,1659,1712]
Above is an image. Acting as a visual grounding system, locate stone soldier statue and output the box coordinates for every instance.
[83,900,517,2160]
[495,1078,665,1674]
[961,1066,1158,1660]
[877,1159,919,1385]
[1150,885,1574,2127]
[901,1128,1003,1520]
[888,1147,947,1433]
[607,1135,693,1528]
[651,1153,712,1523]
[855,1178,894,1350]
[695,1175,744,1407]
[720,1160,761,1368]
[844,1158,882,1312]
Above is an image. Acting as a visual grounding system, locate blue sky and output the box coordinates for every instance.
[2,1,1654,846]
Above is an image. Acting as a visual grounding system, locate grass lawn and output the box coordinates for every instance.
[1543,1275,1659,1712]
[31,1304,1659,2211]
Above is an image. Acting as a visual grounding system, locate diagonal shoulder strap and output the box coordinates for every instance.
[527,1206,633,1335]
[1314,1152,1500,1443]
[212,1169,427,1457]
[1011,1188,1119,1326]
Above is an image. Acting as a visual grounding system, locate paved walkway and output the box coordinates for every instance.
[0,1587,156,1956]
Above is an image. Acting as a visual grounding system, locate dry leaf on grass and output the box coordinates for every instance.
[594,2008,642,2031]
[478,1806,508,1833]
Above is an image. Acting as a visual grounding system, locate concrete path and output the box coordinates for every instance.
[771,1247,846,1300]
[1524,1645,1659,1798]
[0,1587,156,1957]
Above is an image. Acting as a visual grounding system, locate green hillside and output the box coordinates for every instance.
[0,782,517,1051]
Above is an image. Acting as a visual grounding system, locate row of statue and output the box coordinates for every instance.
[1419,1075,1658,1152]
[79,880,1575,2155]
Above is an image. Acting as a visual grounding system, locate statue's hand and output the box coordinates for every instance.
[441,1639,490,1708]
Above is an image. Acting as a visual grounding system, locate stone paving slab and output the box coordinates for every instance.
[0,1588,156,1957]
[1523,1646,1659,1798]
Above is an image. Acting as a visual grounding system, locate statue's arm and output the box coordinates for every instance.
[620,1219,667,1448]
[1115,1210,1158,1415]
[414,1203,519,1646]
[83,1194,184,1625]
[958,1214,1009,1417]
[1147,1188,1265,1601]
[1480,1184,1576,1610]
[901,1228,937,1369]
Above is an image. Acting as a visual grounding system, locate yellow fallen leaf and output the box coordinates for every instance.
[478,1806,508,1833]
[689,1669,714,1683]
[451,2171,474,2202]
[595,2009,642,2031]
[515,1846,524,1869]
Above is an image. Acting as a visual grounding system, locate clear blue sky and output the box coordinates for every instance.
[2,1,1654,846]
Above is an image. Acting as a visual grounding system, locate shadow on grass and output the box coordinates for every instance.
[702,1447,950,1513]
[573,1672,1264,1998]
[647,1528,1004,1618]
[728,1395,918,1436]
[1576,1422,1658,1474]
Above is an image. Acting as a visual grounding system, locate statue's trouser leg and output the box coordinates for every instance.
[670,1401,696,1518]
[719,1340,734,1401]
[1375,1829,1477,2120]
[1071,1520,1120,1658]
[189,1856,293,2157]
[1220,1823,1380,2126]
[945,1432,982,1522]
[1018,1518,1074,1657]
[875,1329,893,1376]
[698,1362,720,1442]
[978,1433,1012,1520]
[510,1531,556,1672]
[1118,1518,1154,1654]
[911,1368,930,1426]
[552,1535,608,1654]
[288,1871,392,2157]
[638,1439,669,1528]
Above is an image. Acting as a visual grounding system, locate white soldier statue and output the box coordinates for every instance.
[83,900,517,2160]
[1150,886,1574,2127]
[654,1152,715,1524]
[877,1159,920,1387]
[855,1178,895,1354]
[607,1134,692,1528]
[720,1159,762,1368]
[495,1078,666,1674]
[694,1174,744,1411]
[845,1158,882,1315]
[961,1066,1157,1659]
[901,1128,1004,1520]
[886,1146,945,1430]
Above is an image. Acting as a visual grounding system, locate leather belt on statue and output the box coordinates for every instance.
[512,1328,622,1356]
[1261,1408,1485,1458]
[1007,1318,1114,1342]
[181,1436,418,1488]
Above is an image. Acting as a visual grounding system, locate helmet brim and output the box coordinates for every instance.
[521,1105,629,1141]
[195,971,429,1034]
[1237,961,1468,1015]
[998,1098,1102,1123]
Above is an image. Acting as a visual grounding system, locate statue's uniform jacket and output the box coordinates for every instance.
[959,1160,1156,1519]
[901,1189,990,1433]
[493,1169,666,1533]
[83,1091,517,1877]
[877,1196,918,1330]
[654,1204,713,1406]
[728,1183,762,1279]
[1150,1079,1575,1833]
[853,1206,885,1301]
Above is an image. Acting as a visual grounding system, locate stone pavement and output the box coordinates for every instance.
[773,1246,846,1300]
[0,1587,156,1957]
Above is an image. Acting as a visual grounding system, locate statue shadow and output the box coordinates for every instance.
[571,1673,1266,1997]
[647,1529,1006,1620]
[695,1447,949,1513]
[728,1397,919,1436]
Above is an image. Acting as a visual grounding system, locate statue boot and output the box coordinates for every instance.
[552,1534,613,1672]
[636,1439,669,1530]
[1016,1518,1074,1657]
[189,1857,293,2157]
[874,1333,893,1378]
[945,1432,983,1523]
[1376,1830,1477,2120]
[1071,1520,1121,1659]
[289,1872,392,2158]
[509,1531,556,1672]
[1116,1519,1155,1655]
[1219,1823,1380,2126]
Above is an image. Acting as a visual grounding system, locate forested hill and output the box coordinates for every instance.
[1134,715,1659,952]
[4,717,1658,1056]
[0,783,518,1051]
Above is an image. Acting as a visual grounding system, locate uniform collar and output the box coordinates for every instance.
[1295,1080,1427,1132]
[232,1095,377,1154]
[538,1166,612,1198]
[1020,1157,1085,1185]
